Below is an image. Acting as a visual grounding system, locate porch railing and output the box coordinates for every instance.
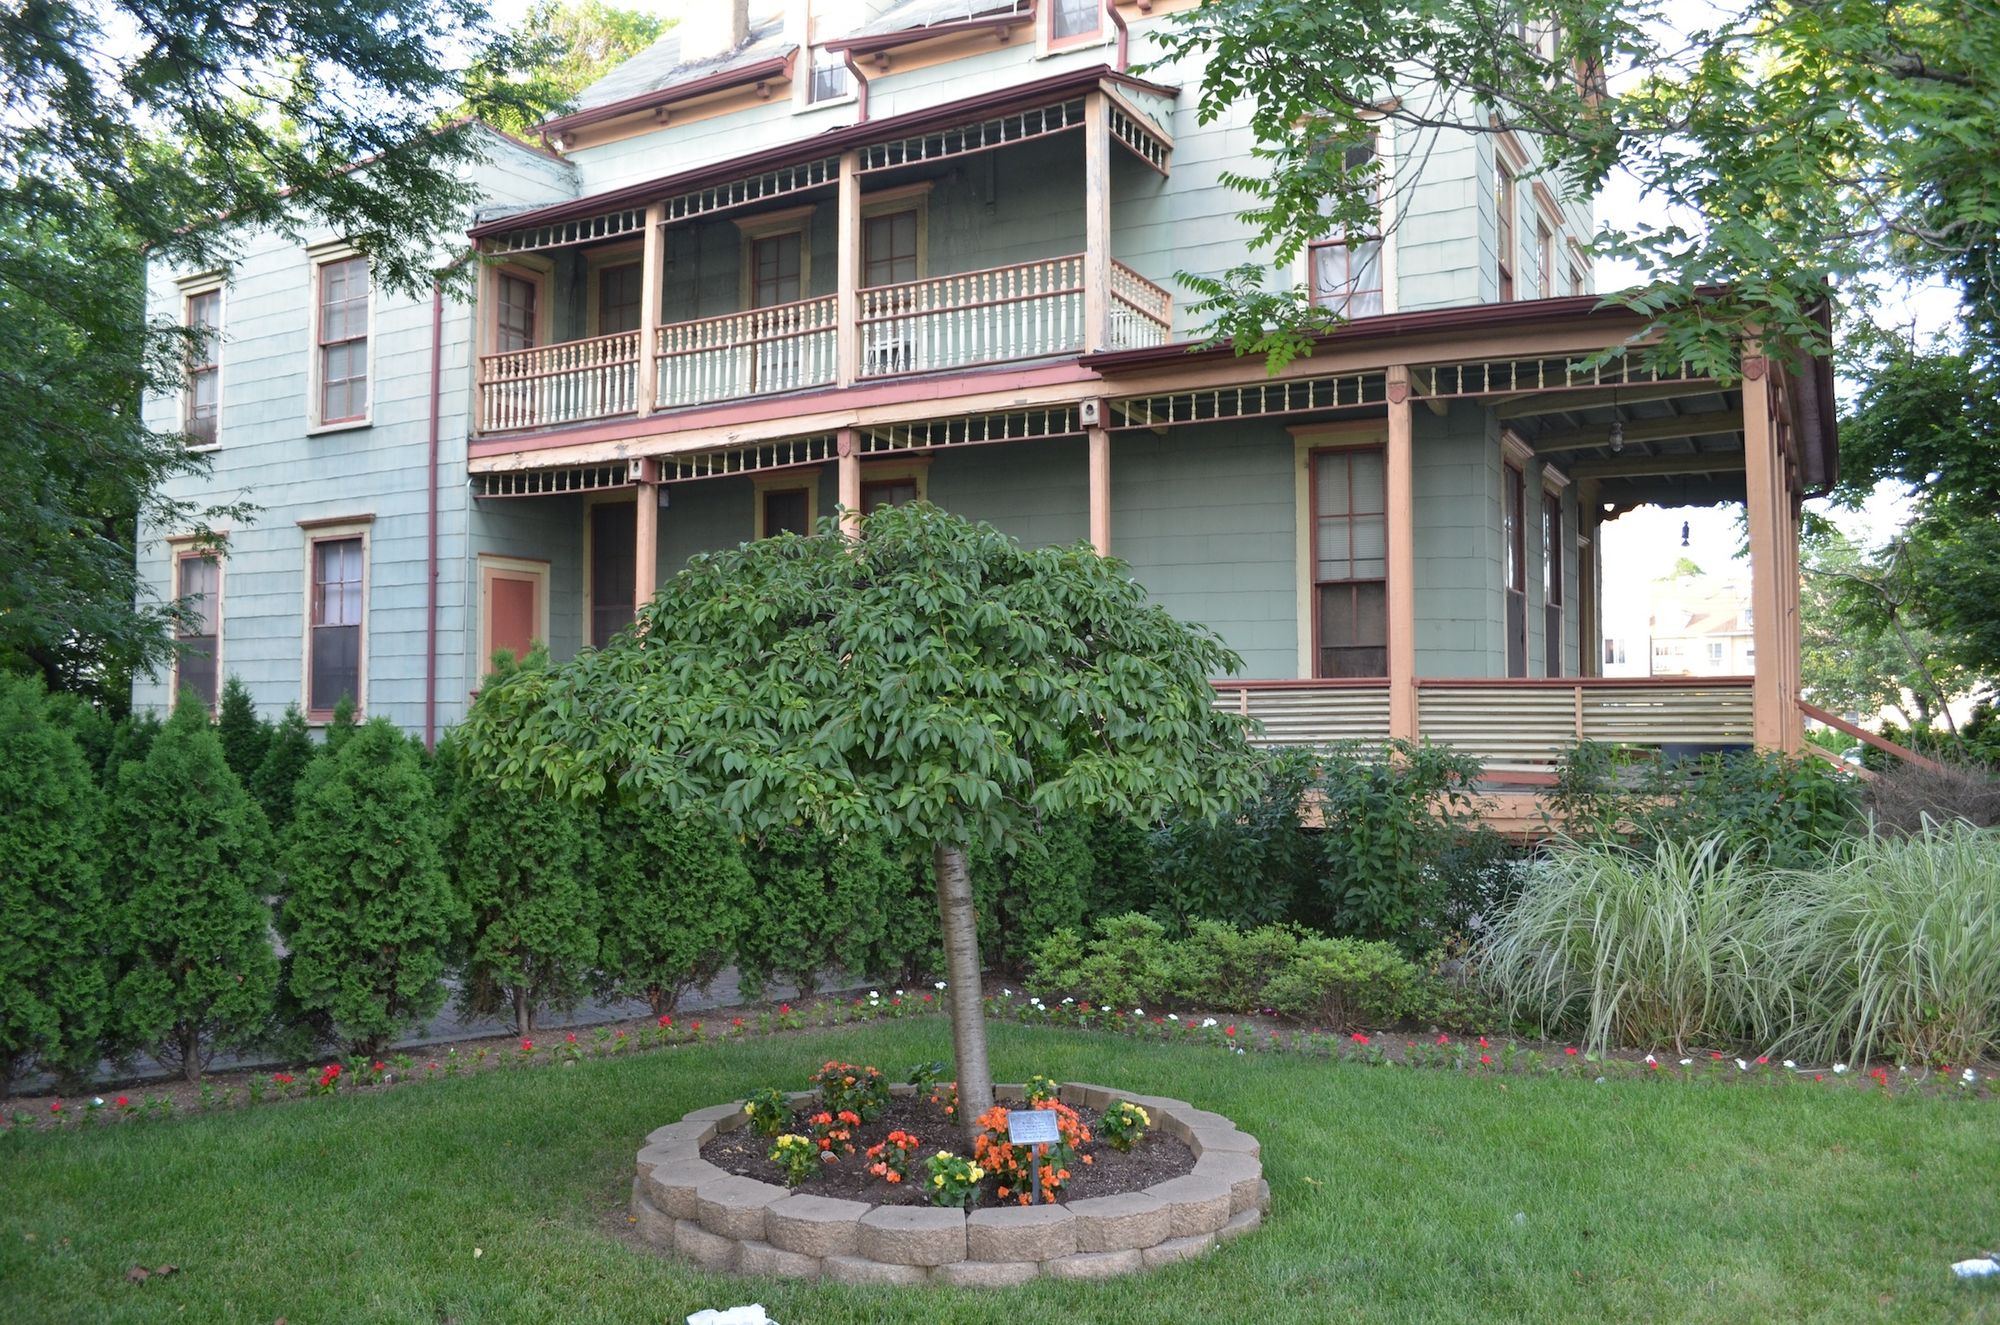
[858,254,1084,378]
[478,331,639,433]
[1210,679,1393,748]
[1109,261,1173,348]
[655,294,838,409]
[1211,676,1756,773]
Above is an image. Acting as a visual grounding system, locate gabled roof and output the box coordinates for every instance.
[827,0,1033,53]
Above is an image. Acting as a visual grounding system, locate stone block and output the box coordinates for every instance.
[992,1082,1026,1103]
[887,1083,917,1099]
[856,1205,967,1266]
[646,1159,731,1220]
[672,1218,739,1272]
[1215,1207,1262,1244]
[1043,1247,1143,1280]
[1192,1151,1265,1214]
[1141,1174,1233,1237]
[736,1239,820,1281]
[1067,1192,1170,1252]
[1061,1082,1115,1110]
[1186,1124,1260,1159]
[966,1204,1076,1263]
[932,1258,1041,1288]
[681,1101,747,1126]
[629,1182,677,1250]
[695,1175,788,1241]
[821,1254,930,1286]
[764,1194,868,1259]
[1142,1232,1215,1267]
[642,1119,714,1153]
[784,1090,817,1109]
[1257,1179,1272,1214]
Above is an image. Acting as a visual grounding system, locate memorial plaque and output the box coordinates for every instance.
[1006,1107,1061,1146]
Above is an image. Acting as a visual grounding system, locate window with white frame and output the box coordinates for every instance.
[1050,0,1100,44]
[307,531,365,716]
[315,255,370,425]
[809,49,851,103]
[184,287,221,446]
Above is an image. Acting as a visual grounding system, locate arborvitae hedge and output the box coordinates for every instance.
[216,677,269,783]
[0,677,111,1092]
[108,703,277,1081]
[737,828,905,997]
[449,774,598,1036]
[972,813,1094,972]
[101,711,161,787]
[280,718,457,1053]
[595,803,752,1016]
[251,706,316,832]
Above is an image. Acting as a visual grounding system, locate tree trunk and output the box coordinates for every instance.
[932,841,992,1147]
[513,986,532,1039]
[179,1024,202,1084]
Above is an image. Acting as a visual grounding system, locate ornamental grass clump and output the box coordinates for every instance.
[1476,836,1766,1054]
[1755,821,2000,1066]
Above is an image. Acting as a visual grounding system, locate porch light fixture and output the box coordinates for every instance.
[1608,417,1624,452]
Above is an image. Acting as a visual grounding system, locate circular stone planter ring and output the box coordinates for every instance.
[629,1082,1268,1286]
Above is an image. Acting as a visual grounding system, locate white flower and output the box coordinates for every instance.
[1002,989,1012,998]
[1963,1068,1978,1084]
[1783,1060,1797,1069]
[1202,1018,1218,1029]
[1833,1063,1848,1074]
[1133,1008,1143,1016]
[1168,1014,1179,1022]
[934,981,947,990]
[870,991,880,999]
[895,989,905,997]
[1062,997,1074,1005]
[1679,1058,1693,1067]
[1643,1054,1657,1065]
[1735,1059,1748,1071]
[90,1096,104,1107]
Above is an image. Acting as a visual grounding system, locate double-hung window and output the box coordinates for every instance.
[1496,165,1518,301]
[1309,135,1384,318]
[1542,491,1563,676]
[316,255,370,425]
[1504,463,1527,675]
[308,533,365,716]
[184,288,221,446]
[174,551,220,711]
[1050,0,1100,44]
[1313,449,1388,677]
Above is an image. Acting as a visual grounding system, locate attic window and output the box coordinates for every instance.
[810,51,851,103]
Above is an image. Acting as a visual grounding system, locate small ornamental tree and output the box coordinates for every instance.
[280,718,457,1053]
[462,504,1257,1140]
[596,802,753,1016]
[108,703,277,1081]
[215,677,270,784]
[251,706,317,832]
[0,676,110,1092]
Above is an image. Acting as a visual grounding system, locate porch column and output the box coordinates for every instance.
[837,149,861,387]
[838,428,862,537]
[1740,351,1789,751]
[1087,420,1111,555]
[633,457,659,610]
[636,201,665,416]
[1083,91,1111,352]
[1385,366,1418,742]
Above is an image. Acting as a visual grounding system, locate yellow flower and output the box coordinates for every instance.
[968,1166,983,1181]
[743,1103,754,1114]
[933,1175,944,1186]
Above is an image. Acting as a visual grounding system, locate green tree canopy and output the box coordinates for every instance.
[1154,1,1999,373]
[468,0,670,136]
[462,505,1257,1135]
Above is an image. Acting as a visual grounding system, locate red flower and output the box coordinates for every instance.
[521,1039,534,1052]
[372,1060,385,1071]
[116,1096,129,1108]
[1224,1025,1237,1038]
[566,1033,577,1044]
[49,1100,61,1113]
[1755,1056,1768,1065]
[921,993,933,1003]
[1350,1033,1370,1045]
[427,1061,439,1070]
[272,1073,294,1086]
[1477,1037,1490,1049]
[780,1004,792,1015]
[1564,1047,1578,1057]
[1710,1051,1723,1060]
[1435,1034,1450,1045]
[658,1016,673,1028]
[691,1021,701,1031]
[732,1017,743,1028]
[1479,1054,1493,1066]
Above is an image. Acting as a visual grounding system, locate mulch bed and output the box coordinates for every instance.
[700,1095,1195,1209]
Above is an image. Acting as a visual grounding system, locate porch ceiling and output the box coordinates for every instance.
[1509,383,1753,509]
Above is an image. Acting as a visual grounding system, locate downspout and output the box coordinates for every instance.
[1105,0,1129,73]
[842,46,870,121]
[424,278,443,751]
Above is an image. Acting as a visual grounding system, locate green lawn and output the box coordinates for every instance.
[4,1022,1996,1323]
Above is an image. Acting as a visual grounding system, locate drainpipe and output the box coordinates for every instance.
[842,46,870,122]
[1105,0,1129,73]
[424,278,443,751]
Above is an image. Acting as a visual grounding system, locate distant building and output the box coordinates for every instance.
[1602,573,1754,679]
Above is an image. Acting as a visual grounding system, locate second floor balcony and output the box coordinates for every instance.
[471,67,1180,438]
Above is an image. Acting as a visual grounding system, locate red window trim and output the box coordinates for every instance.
[1047,0,1104,49]
[173,548,221,714]
[184,288,221,445]
[1307,237,1385,314]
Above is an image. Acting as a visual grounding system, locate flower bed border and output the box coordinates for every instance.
[630,1082,1267,1286]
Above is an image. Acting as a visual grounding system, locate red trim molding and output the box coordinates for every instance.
[540,54,797,138]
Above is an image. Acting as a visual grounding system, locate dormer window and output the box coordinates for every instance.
[809,50,851,103]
